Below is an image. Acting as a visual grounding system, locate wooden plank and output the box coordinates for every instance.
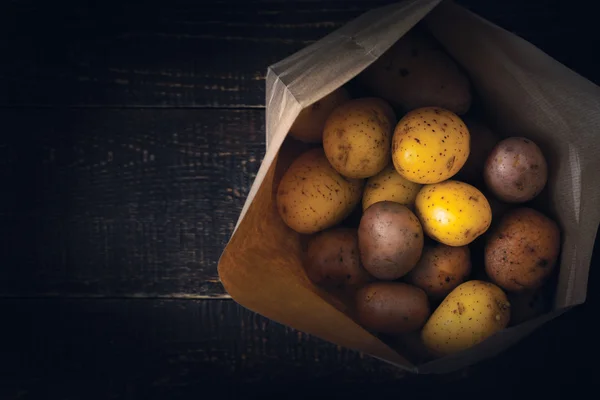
[1,0,597,108]
[0,0,396,107]
[0,298,596,399]
[0,109,265,298]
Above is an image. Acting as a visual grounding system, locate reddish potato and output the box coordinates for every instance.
[305,228,372,288]
[405,244,471,299]
[358,201,424,280]
[355,282,430,334]
[484,137,548,203]
[485,208,560,291]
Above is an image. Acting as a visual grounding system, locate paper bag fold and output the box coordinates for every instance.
[219,0,600,373]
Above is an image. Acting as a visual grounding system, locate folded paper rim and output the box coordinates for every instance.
[219,0,600,373]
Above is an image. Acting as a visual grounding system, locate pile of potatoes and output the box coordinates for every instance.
[277,29,560,359]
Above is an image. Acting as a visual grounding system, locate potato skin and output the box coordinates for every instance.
[415,180,492,246]
[455,118,500,184]
[355,282,430,334]
[358,201,424,280]
[405,244,471,299]
[289,87,351,143]
[276,148,364,234]
[392,107,469,184]
[485,208,560,292]
[483,137,548,203]
[323,98,396,179]
[362,163,422,211]
[305,228,372,288]
[359,30,472,114]
[421,280,510,356]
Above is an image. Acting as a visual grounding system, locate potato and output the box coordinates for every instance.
[405,244,471,299]
[289,87,351,143]
[355,282,430,334]
[415,180,492,246]
[276,148,363,234]
[392,107,469,184]
[358,201,424,280]
[305,228,372,289]
[485,208,560,291]
[483,137,548,203]
[455,118,500,184]
[362,163,422,211]
[421,280,510,356]
[323,97,396,179]
[507,288,547,326]
[359,30,471,114]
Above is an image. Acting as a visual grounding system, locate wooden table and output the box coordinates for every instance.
[1,1,598,398]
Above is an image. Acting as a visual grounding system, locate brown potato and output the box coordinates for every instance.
[485,208,560,291]
[358,201,424,280]
[305,228,372,289]
[359,30,471,114]
[405,244,471,299]
[355,282,430,334]
[455,118,500,184]
[483,137,548,203]
[289,87,351,143]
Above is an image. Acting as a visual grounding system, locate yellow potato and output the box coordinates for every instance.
[323,97,396,179]
[415,180,492,246]
[289,87,351,143]
[392,107,469,184]
[421,280,510,356]
[276,148,364,234]
[362,164,422,211]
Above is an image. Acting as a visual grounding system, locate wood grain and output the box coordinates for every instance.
[1,297,596,398]
[0,0,395,107]
[1,0,596,108]
[0,109,265,298]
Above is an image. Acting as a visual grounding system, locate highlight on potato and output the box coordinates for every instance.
[271,23,562,364]
[415,180,492,246]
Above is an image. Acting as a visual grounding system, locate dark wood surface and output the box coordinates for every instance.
[1,0,598,398]
[0,297,596,398]
[0,109,266,297]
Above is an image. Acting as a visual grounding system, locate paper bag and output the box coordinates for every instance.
[218,0,600,373]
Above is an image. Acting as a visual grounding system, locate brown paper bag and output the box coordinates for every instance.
[218,0,600,373]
